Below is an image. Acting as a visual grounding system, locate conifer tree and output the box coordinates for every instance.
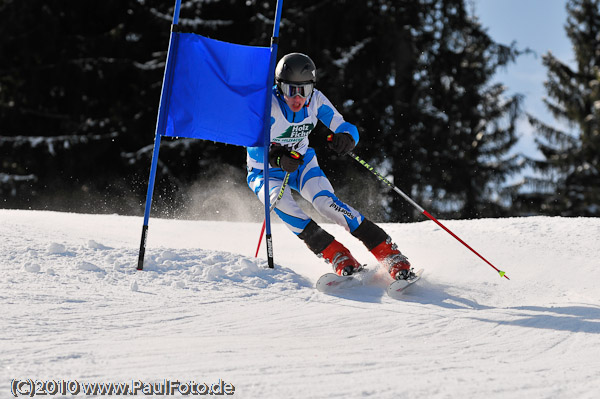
[421,0,525,219]
[521,0,600,216]
[1,0,526,219]
[0,0,173,211]
[0,0,265,213]
[280,0,524,220]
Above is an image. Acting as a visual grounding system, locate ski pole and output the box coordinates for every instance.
[254,171,291,258]
[348,150,509,280]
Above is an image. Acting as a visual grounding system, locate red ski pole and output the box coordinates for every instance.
[349,151,509,280]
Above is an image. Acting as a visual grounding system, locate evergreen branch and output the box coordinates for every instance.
[527,113,579,148]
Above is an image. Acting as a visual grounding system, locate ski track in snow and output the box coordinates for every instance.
[1,210,599,398]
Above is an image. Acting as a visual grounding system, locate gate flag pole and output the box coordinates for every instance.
[137,0,284,271]
[262,0,284,268]
[137,0,183,270]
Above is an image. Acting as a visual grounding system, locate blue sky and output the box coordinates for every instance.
[471,0,574,159]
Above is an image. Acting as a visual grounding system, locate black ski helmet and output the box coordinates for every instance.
[275,53,317,85]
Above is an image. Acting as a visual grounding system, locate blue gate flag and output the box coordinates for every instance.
[137,0,284,272]
[164,33,271,147]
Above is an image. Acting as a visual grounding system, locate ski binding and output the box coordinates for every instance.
[386,268,424,299]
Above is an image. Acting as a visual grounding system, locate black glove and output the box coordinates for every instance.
[269,145,304,173]
[327,133,355,155]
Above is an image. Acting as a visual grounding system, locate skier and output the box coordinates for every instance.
[246,53,415,280]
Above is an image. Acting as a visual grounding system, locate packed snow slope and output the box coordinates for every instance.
[1,210,599,399]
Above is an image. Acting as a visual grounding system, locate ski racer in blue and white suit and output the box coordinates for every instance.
[246,53,414,280]
[247,87,362,235]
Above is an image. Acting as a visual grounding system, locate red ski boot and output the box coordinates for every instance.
[320,240,363,276]
[370,237,414,280]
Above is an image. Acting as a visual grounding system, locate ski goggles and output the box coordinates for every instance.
[278,81,314,98]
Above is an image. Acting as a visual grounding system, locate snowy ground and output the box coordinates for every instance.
[1,209,599,398]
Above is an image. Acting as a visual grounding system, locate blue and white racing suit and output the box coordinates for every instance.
[246,87,365,236]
